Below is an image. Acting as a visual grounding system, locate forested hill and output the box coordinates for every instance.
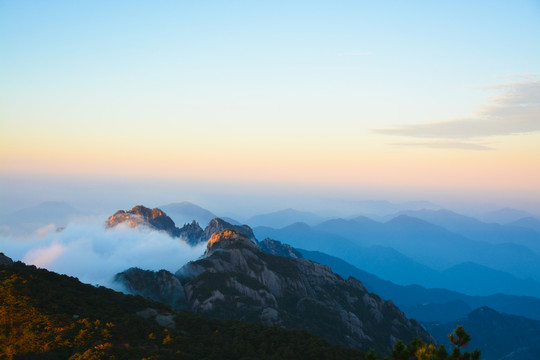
[0,257,364,360]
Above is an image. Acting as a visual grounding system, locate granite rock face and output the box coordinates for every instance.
[106,205,255,247]
[106,205,179,237]
[204,218,257,243]
[116,229,433,354]
[177,220,205,246]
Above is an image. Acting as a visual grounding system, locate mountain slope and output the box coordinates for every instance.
[117,229,434,354]
[0,254,366,360]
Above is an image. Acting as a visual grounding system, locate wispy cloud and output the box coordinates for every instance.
[376,77,540,149]
[391,140,493,151]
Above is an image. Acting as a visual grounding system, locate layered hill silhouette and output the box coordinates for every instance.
[159,201,218,227]
[246,208,325,228]
[0,201,88,236]
[300,249,540,322]
[508,216,540,234]
[255,216,540,290]
[385,209,540,254]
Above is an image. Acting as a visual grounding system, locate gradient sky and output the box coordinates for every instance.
[1,0,539,212]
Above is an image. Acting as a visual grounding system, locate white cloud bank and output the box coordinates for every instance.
[0,218,206,289]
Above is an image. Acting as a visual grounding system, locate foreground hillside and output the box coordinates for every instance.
[0,253,365,360]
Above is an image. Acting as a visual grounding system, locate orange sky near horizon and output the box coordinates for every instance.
[1,1,539,208]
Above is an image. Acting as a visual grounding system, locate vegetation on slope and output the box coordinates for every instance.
[1,260,365,360]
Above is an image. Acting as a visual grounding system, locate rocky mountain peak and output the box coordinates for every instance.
[177,220,205,246]
[206,229,260,255]
[204,217,257,242]
[106,205,179,237]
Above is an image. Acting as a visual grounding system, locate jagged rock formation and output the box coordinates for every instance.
[106,205,255,246]
[116,229,433,354]
[259,238,303,259]
[106,205,179,237]
[177,220,205,246]
[0,253,13,267]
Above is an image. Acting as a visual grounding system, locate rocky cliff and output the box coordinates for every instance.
[204,217,257,242]
[116,229,433,354]
[106,205,255,246]
[176,220,205,246]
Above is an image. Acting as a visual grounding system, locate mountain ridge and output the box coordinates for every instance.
[116,228,434,354]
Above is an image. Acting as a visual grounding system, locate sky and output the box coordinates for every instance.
[1,0,539,214]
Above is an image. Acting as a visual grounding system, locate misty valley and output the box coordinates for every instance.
[2,200,540,359]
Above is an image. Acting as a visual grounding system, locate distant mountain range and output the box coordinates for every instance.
[159,201,218,227]
[477,207,535,224]
[384,209,540,254]
[299,249,540,322]
[508,216,540,233]
[245,208,325,228]
[255,215,540,287]
[342,199,441,217]
[0,201,88,236]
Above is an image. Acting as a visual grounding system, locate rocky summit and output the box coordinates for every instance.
[106,205,180,237]
[116,229,433,354]
[106,205,256,246]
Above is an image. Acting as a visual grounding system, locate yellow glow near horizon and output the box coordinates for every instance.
[2,123,539,196]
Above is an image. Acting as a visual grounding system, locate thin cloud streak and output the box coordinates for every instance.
[376,79,540,142]
[391,141,493,151]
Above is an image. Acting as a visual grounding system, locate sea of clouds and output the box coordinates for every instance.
[1,218,206,289]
